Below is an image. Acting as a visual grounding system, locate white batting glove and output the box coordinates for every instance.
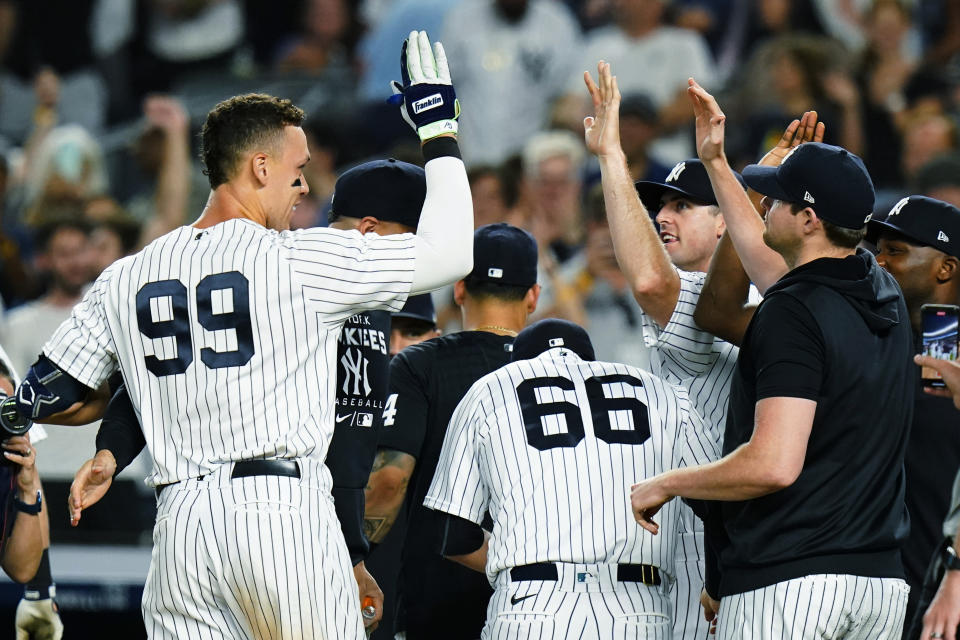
[15,594,63,640]
[389,30,460,142]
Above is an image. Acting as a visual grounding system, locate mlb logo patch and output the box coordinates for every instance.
[488,268,504,279]
[358,413,373,427]
[549,338,565,347]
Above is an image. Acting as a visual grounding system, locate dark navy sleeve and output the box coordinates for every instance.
[326,311,392,564]
[376,345,431,459]
[95,384,146,476]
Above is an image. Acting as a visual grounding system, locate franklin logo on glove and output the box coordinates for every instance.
[413,94,444,114]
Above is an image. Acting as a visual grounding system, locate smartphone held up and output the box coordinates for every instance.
[920,304,960,388]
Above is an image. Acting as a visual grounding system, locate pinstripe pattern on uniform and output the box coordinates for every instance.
[142,458,363,639]
[715,574,909,639]
[425,349,719,639]
[640,269,752,639]
[482,569,672,639]
[42,220,416,486]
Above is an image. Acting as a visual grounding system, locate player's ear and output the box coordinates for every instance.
[936,254,959,284]
[358,217,379,234]
[714,212,726,238]
[453,280,466,305]
[251,152,269,187]
[525,284,541,314]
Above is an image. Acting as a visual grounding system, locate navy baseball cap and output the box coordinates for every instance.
[635,159,745,211]
[511,319,596,362]
[466,223,538,287]
[742,142,875,230]
[868,195,960,258]
[392,293,436,325]
[330,158,425,228]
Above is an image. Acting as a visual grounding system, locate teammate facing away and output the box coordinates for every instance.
[10,31,473,639]
[425,319,720,639]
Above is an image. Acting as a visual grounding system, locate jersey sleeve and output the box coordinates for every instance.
[287,228,417,325]
[642,270,719,378]
[673,385,721,468]
[423,383,489,525]
[749,294,824,401]
[42,268,119,388]
[377,349,430,458]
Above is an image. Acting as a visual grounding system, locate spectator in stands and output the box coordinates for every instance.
[275,0,362,76]
[0,216,94,374]
[614,92,671,182]
[441,0,581,164]
[561,0,715,164]
[914,153,960,208]
[901,113,958,188]
[468,165,512,229]
[89,213,141,276]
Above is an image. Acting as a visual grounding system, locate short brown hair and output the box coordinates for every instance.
[790,202,866,248]
[200,94,305,189]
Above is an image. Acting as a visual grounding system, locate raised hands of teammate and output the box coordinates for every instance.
[687,78,727,164]
[68,449,116,527]
[582,61,623,158]
[759,111,825,168]
[389,30,460,143]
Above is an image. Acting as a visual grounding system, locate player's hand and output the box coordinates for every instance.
[922,569,960,640]
[353,561,384,632]
[15,596,63,640]
[687,78,726,164]
[629,476,673,534]
[582,61,623,158]
[69,449,117,527]
[915,355,960,410]
[758,111,825,168]
[3,436,39,494]
[389,30,459,142]
[700,589,720,635]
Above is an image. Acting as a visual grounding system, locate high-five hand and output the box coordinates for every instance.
[687,78,726,163]
[760,111,826,168]
[583,61,623,158]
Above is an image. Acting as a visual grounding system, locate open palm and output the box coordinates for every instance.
[583,61,622,157]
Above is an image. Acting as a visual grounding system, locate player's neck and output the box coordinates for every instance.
[193,186,269,230]
[462,303,527,336]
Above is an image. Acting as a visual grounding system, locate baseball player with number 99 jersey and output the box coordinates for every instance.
[425,319,720,639]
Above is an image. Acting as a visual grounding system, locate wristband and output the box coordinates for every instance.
[14,490,42,515]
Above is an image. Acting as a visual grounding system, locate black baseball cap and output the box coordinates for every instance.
[466,223,538,287]
[742,142,875,230]
[635,159,745,211]
[511,319,596,362]
[392,293,436,325]
[330,158,425,228]
[868,195,960,258]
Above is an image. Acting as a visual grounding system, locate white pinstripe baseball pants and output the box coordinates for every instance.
[483,563,673,639]
[716,574,909,640]
[672,506,709,640]
[142,459,365,640]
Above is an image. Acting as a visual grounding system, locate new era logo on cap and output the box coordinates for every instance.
[804,191,815,204]
[939,230,950,242]
[549,338,565,347]
[488,268,504,279]
[413,93,444,114]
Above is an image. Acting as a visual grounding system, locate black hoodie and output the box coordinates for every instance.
[705,249,914,597]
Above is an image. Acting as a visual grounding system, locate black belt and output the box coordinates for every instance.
[155,459,301,498]
[510,562,661,586]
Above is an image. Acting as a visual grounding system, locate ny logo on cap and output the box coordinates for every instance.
[549,338,565,347]
[888,197,910,218]
[666,161,686,184]
[939,230,950,242]
[488,268,504,279]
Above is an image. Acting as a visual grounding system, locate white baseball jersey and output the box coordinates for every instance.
[42,219,416,486]
[425,347,719,583]
[641,268,756,639]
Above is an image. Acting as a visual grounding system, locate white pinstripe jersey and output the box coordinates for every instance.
[42,219,417,486]
[642,269,759,440]
[424,348,719,583]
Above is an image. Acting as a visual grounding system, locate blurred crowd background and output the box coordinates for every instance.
[0,0,958,634]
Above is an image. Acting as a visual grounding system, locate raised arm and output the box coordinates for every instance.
[694,231,754,346]
[391,31,473,294]
[583,61,679,327]
[687,79,788,293]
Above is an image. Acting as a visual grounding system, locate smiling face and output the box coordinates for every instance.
[654,193,723,272]
[261,126,310,231]
[875,232,946,326]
